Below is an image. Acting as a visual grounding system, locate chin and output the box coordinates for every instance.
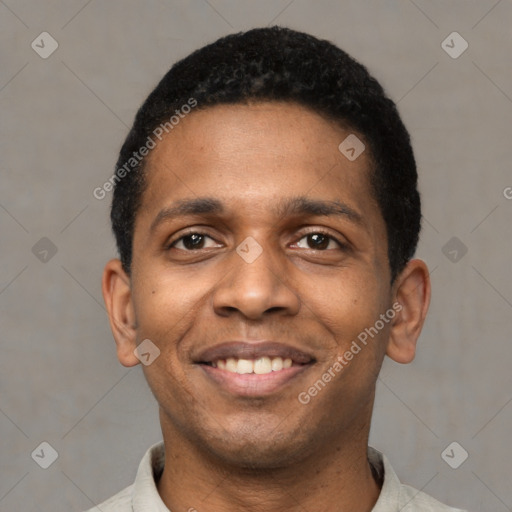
[199,419,314,470]
[211,440,308,470]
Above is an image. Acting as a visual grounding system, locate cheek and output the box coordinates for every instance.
[133,269,203,332]
[302,271,385,346]
[131,272,207,408]
[131,268,222,369]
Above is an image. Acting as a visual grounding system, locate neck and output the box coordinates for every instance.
[156,412,381,512]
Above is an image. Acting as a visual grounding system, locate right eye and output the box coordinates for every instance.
[168,232,222,251]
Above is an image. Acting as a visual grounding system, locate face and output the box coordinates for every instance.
[114,102,398,467]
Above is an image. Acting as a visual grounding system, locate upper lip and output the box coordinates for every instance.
[196,341,315,365]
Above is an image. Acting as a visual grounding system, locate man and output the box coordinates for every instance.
[91,26,466,511]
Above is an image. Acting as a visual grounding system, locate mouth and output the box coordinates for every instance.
[205,356,295,374]
[195,341,315,397]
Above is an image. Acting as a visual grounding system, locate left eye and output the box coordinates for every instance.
[295,233,341,250]
[171,233,220,251]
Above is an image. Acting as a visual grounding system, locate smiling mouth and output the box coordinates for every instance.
[202,356,297,375]
[196,341,316,396]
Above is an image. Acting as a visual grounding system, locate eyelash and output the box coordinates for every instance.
[167,228,348,252]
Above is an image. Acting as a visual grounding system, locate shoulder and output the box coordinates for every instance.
[398,483,467,511]
[369,447,467,512]
[82,483,134,511]
[81,441,166,512]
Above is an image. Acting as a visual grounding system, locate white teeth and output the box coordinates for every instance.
[271,357,283,371]
[212,356,295,374]
[226,357,238,372]
[254,357,272,374]
[237,359,254,374]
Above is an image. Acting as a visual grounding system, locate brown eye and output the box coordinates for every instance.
[183,234,205,250]
[307,233,329,249]
[295,232,341,251]
[170,233,220,251]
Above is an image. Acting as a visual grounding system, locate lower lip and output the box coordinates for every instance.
[199,363,312,397]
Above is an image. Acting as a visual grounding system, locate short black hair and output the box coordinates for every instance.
[111,26,420,281]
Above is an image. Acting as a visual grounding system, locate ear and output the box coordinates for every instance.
[102,259,140,367]
[386,259,431,364]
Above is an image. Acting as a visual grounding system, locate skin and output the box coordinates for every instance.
[102,102,430,512]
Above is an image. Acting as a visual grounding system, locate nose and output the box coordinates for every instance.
[212,242,301,320]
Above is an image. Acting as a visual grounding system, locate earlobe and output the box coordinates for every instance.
[102,259,140,367]
[386,259,431,364]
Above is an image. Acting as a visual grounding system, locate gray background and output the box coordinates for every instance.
[1,1,511,510]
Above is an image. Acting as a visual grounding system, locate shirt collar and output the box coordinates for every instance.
[131,442,401,511]
[132,441,170,512]
[368,446,402,511]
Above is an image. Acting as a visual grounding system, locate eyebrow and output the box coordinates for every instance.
[276,196,363,224]
[150,197,224,233]
[150,195,363,233]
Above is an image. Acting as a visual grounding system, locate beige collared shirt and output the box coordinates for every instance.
[84,442,467,511]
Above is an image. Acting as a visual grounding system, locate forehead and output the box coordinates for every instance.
[139,102,379,218]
